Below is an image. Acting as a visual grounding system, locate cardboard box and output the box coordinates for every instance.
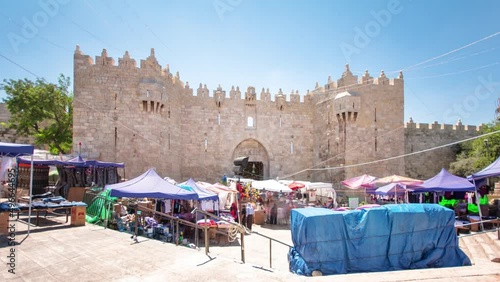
[71,206,86,226]
[67,187,87,202]
[0,212,9,235]
[254,210,265,225]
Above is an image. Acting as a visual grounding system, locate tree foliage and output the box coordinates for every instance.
[1,74,73,154]
[449,122,500,177]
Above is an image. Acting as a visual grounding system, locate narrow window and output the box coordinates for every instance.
[247,116,254,127]
[217,113,221,125]
[279,115,282,127]
[291,141,294,154]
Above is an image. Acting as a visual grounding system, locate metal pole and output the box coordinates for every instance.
[134,209,138,242]
[195,209,199,247]
[27,155,34,235]
[204,214,209,255]
[176,220,180,246]
[472,179,485,231]
[241,230,245,263]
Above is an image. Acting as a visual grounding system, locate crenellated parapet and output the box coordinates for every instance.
[74,46,188,89]
[320,64,403,93]
[140,48,161,72]
[75,47,401,108]
[404,119,481,133]
[197,83,210,97]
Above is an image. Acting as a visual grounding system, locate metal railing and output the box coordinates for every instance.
[250,230,292,269]
[131,205,247,262]
[456,217,500,239]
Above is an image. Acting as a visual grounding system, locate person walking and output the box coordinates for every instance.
[246,203,255,231]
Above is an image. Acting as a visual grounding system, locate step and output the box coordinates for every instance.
[460,235,490,264]
[486,230,500,249]
[480,232,500,263]
[458,237,472,260]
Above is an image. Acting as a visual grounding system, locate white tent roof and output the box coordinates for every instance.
[251,179,292,193]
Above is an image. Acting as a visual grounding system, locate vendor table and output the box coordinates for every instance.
[17,207,71,226]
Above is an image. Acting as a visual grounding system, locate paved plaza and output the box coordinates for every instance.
[0,213,499,282]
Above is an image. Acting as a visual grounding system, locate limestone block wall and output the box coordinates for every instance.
[404,121,480,179]
[74,47,184,180]
[72,47,482,185]
[313,66,405,181]
[180,85,314,182]
[0,104,34,145]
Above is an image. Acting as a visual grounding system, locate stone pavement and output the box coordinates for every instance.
[0,213,499,282]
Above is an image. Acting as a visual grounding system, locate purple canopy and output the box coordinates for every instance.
[415,168,475,192]
[375,183,408,196]
[0,142,34,157]
[17,155,125,168]
[179,178,218,201]
[468,155,500,181]
[106,168,198,200]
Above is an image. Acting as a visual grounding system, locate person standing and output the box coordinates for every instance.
[230,202,238,223]
[270,203,278,225]
[246,203,255,231]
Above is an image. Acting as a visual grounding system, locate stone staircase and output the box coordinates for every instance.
[459,230,500,264]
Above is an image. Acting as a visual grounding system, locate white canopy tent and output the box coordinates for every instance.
[251,179,292,193]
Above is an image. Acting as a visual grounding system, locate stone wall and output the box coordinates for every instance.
[0,104,34,145]
[71,46,480,184]
[404,121,479,179]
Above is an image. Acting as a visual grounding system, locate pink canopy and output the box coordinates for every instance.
[342,174,377,189]
[363,175,423,188]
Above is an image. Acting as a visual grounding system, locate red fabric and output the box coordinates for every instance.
[236,182,243,193]
[230,203,238,220]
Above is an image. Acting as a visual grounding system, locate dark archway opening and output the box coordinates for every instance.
[242,162,264,180]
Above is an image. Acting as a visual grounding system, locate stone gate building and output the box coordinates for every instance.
[72,46,480,185]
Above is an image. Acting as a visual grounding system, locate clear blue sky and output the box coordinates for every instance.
[0,0,499,126]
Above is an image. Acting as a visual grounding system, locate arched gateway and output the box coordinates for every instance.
[232,139,269,180]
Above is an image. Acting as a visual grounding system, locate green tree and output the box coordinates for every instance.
[1,74,73,154]
[449,122,500,177]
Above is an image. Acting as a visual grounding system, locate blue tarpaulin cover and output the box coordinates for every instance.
[288,204,471,276]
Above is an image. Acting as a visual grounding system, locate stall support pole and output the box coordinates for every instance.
[241,230,245,263]
[194,210,199,247]
[176,221,180,246]
[133,209,138,242]
[204,214,209,255]
[104,201,111,229]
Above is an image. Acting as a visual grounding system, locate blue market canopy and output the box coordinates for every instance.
[106,168,198,200]
[179,178,219,201]
[468,155,500,181]
[416,168,475,192]
[0,142,34,157]
[375,183,407,196]
[17,155,125,168]
[0,142,36,235]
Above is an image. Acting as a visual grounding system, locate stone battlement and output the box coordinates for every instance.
[74,46,403,104]
[404,119,481,133]
[313,64,403,95]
